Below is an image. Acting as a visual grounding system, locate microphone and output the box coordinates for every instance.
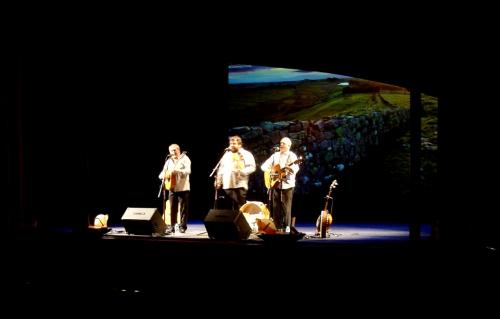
[224,147,231,152]
[271,146,279,152]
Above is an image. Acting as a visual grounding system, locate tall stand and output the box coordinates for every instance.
[158,173,168,220]
[213,188,219,209]
[210,149,228,209]
[158,154,169,219]
[267,187,273,221]
[279,181,286,232]
[162,188,167,220]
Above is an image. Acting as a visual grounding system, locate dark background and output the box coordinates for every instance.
[4,20,500,246]
[3,14,500,314]
[8,39,229,228]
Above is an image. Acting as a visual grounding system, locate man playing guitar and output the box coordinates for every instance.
[159,144,191,234]
[260,137,301,232]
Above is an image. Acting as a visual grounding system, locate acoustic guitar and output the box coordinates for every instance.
[264,156,303,189]
[164,171,176,191]
[316,179,338,238]
[163,152,187,191]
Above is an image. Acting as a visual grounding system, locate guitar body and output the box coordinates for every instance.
[316,210,333,238]
[164,172,176,191]
[264,164,281,189]
[162,152,187,192]
[264,170,271,189]
[264,157,302,190]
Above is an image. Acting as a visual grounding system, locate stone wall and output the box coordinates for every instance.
[229,108,410,197]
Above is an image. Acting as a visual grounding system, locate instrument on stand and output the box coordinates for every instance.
[316,179,338,238]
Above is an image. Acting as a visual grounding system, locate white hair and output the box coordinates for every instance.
[281,137,292,146]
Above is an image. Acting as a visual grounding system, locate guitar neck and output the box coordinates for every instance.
[323,188,334,211]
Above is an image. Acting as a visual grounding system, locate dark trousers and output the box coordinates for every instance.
[223,188,247,211]
[169,190,189,229]
[272,188,294,230]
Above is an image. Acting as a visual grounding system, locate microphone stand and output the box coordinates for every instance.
[267,150,279,229]
[158,155,170,222]
[278,180,286,232]
[267,184,274,225]
[210,149,228,209]
[158,177,165,198]
[158,155,170,198]
[209,159,222,179]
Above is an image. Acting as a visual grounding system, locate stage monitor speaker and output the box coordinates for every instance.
[204,209,251,240]
[121,207,167,235]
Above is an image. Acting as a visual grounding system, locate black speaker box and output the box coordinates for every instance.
[204,209,251,240]
[121,207,167,235]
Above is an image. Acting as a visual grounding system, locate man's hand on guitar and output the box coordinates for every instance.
[282,166,294,176]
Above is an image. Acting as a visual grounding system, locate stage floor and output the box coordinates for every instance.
[105,220,432,243]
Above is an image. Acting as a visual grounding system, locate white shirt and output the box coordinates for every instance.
[260,151,300,189]
[158,153,191,192]
[216,148,256,190]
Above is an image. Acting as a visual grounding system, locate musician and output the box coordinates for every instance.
[159,144,191,234]
[260,137,300,232]
[215,135,256,210]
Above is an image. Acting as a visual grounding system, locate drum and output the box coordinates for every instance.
[240,201,271,233]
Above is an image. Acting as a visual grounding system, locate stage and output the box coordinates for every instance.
[104,220,432,243]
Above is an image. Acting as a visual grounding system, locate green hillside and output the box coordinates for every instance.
[227,78,409,124]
